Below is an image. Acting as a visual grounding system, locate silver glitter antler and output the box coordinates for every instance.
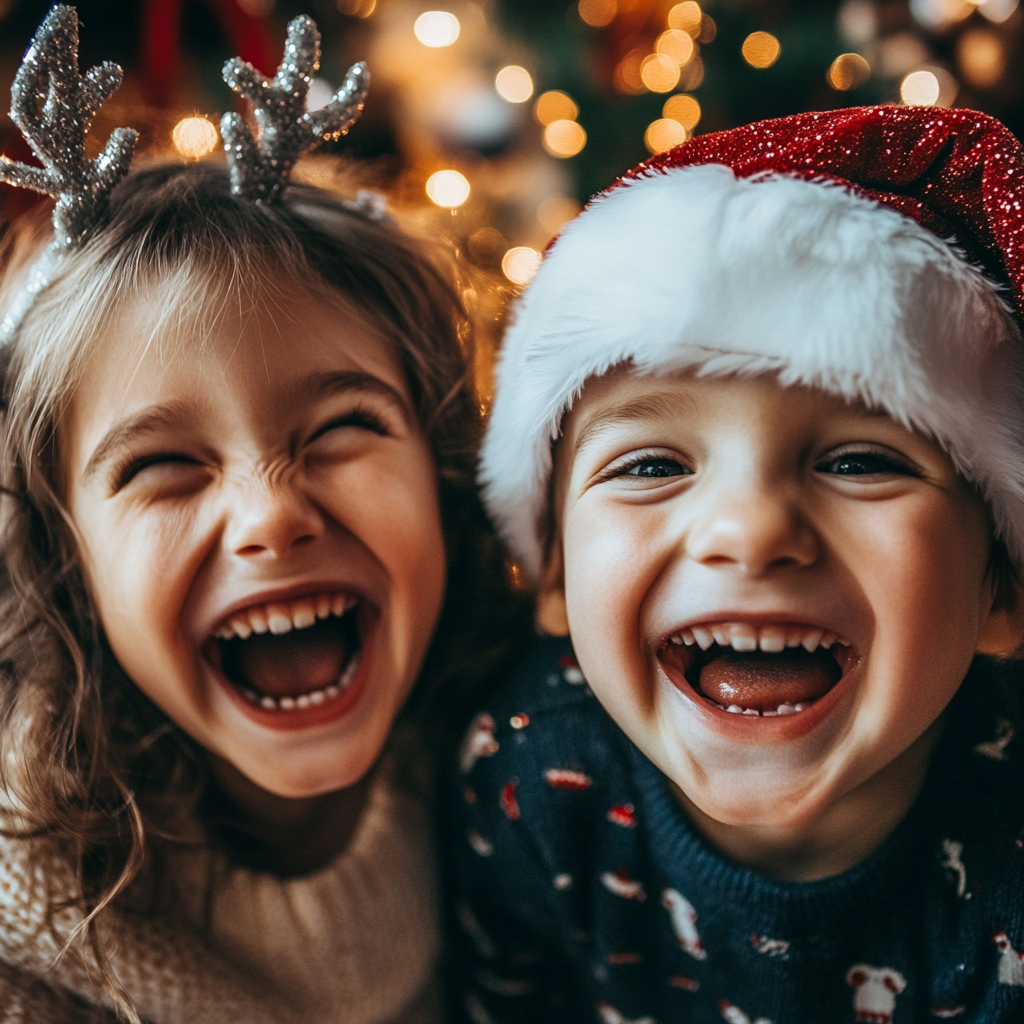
[221,15,369,203]
[0,5,137,249]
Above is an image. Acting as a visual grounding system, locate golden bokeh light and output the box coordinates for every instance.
[171,117,219,160]
[742,31,781,69]
[537,194,581,236]
[645,117,688,154]
[502,247,542,286]
[656,29,696,66]
[336,0,376,15]
[578,0,617,27]
[667,1,702,35]
[900,69,940,105]
[534,90,579,125]
[495,65,534,103]
[640,53,681,93]
[957,28,1005,88]
[426,169,471,208]
[977,0,1019,23]
[414,11,460,47]
[614,47,649,95]
[827,52,871,90]
[543,119,587,158]
[663,93,701,130]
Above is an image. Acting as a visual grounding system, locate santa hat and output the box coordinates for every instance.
[481,105,1024,582]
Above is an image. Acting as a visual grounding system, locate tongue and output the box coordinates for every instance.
[697,649,839,711]
[228,618,352,698]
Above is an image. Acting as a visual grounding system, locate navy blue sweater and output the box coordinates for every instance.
[448,635,1024,1024]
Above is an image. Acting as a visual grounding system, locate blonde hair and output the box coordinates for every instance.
[0,162,525,1019]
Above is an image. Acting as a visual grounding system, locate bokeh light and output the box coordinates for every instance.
[495,65,534,103]
[537,195,581,236]
[414,11,460,47]
[641,53,681,93]
[957,28,1005,88]
[534,90,578,125]
[656,29,696,66]
[900,68,940,105]
[543,119,587,158]
[171,117,219,160]
[336,0,376,15]
[977,0,1019,22]
[502,246,542,285]
[910,0,974,29]
[578,0,617,27]
[827,53,871,91]
[663,93,701,130]
[645,117,688,153]
[614,47,649,95]
[742,31,781,69]
[668,1,702,35]
[426,169,471,207]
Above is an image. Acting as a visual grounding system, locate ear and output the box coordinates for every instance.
[977,580,1024,658]
[536,542,570,636]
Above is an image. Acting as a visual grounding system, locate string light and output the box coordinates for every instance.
[742,31,781,69]
[426,169,470,207]
[414,11,460,47]
[495,65,534,103]
[534,91,578,125]
[171,117,219,160]
[663,93,701,130]
[578,0,617,27]
[827,53,871,90]
[656,29,695,66]
[900,69,940,105]
[667,2,702,35]
[543,119,587,158]
[645,117,687,153]
[641,53,681,92]
[502,247,542,285]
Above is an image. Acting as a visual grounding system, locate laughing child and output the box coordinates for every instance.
[452,107,1024,1024]
[0,9,523,1023]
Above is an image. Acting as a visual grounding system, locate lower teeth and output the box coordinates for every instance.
[714,699,807,716]
[241,651,361,712]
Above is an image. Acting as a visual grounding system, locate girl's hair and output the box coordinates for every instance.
[0,162,528,1019]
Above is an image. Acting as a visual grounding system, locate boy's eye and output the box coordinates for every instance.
[621,456,691,478]
[817,447,917,477]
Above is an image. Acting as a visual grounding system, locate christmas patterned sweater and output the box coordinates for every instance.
[448,635,1024,1024]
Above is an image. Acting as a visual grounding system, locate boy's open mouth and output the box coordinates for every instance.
[204,592,364,712]
[658,623,856,716]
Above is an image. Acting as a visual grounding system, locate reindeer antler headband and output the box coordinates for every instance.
[0,6,371,343]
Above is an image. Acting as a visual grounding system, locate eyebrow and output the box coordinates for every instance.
[82,371,413,483]
[573,390,696,457]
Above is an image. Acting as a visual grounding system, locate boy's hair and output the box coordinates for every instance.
[0,162,526,1018]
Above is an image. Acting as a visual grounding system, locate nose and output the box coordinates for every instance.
[684,474,819,577]
[226,477,325,559]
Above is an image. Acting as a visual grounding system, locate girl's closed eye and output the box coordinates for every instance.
[816,444,921,478]
[113,451,207,494]
[308,405,391,444]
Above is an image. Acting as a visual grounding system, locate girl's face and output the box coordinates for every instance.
[63,286,447,798]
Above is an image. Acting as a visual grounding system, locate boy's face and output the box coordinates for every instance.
[64,287,447,799]
[541,371,1008,832]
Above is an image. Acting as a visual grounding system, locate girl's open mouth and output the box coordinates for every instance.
[658,623,858,718]
[204,592,366,714]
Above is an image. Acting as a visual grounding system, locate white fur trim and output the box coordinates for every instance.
[481,165,1024,581]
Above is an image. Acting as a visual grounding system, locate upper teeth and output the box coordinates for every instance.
[668,622,842,653]
[214,592,356,641]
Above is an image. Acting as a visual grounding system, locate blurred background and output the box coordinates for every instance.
[2,0,1023,325]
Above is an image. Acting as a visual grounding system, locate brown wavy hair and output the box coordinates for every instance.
[0,162,527,1020]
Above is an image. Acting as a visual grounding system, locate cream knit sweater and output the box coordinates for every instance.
[0,739,441,1023]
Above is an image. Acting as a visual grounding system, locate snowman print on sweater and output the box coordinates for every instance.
[994,930,1024,986]
[662,888,708,960]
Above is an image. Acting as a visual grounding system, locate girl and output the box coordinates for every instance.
[0,10,522,1023]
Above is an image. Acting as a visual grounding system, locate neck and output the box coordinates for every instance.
[672,716,945,882]
[204,757,372,876]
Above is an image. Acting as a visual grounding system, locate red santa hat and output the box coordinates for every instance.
[481,105,1024,582]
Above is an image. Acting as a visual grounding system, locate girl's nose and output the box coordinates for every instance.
[684,478,819,576]
[226,480,325,559]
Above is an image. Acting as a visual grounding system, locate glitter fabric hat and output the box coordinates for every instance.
[481,105,1024,581]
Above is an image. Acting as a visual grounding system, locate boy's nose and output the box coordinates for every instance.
[684,480,819,577]
[226,479,325,559]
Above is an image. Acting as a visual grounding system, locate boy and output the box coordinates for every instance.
[452,106,1024,1024]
